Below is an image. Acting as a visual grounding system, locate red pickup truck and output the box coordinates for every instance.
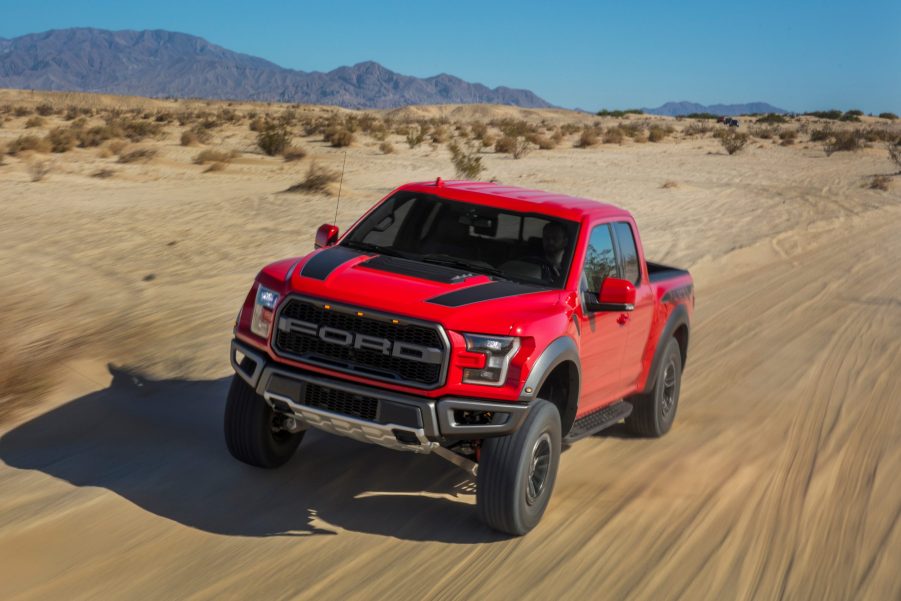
[228,180,694,535]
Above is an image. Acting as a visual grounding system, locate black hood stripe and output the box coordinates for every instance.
[427,281,545,307]
[300,246,363,280]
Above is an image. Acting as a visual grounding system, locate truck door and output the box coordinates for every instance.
[612,221,654,389]
[576,222,630,414]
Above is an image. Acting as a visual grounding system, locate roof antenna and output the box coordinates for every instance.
[333,151,347,226]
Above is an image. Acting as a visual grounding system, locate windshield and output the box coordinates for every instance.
[342,192,579,288]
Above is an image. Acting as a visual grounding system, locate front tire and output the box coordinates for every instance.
[477,399,561,536]
[224,375,304,468]
[625,337,682,437]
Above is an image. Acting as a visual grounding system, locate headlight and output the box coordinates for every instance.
[462,334,520,386]
[250,285,279,339]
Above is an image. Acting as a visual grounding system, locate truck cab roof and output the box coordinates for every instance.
[398,180,632,223]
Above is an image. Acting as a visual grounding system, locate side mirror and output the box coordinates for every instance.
[315,224,339,249]
[587,278,636,312]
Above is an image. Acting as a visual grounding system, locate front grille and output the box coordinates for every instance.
[274,298,446,387]
[304,382,378,421]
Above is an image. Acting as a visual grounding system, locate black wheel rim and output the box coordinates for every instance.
[526,432,552,506]
[661,359,677,417]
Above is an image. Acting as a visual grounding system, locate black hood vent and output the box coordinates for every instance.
[357,255,472,283]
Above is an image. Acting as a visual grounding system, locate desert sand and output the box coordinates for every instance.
[0,89,899,600]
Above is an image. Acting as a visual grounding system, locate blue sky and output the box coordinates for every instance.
[2,0,899,113]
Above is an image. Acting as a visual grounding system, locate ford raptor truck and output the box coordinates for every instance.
[227,179,694,535]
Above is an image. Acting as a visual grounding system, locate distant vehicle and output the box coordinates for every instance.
[716,116,726,124]
[226,180,694,535]
[726,118,740,127]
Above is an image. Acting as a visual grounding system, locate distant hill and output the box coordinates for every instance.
[0,28,552,109]
[643,101,788,116]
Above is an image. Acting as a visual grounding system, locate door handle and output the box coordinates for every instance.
[617,313,630,325]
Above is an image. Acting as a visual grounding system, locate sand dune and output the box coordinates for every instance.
[0,91,899,600]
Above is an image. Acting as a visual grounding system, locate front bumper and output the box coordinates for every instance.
[231,339,529,454]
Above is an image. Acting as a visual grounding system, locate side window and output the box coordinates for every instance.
[582,224,618,292]
[613,222,640,284]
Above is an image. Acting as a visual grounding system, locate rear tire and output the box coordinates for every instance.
[625,337,682,437]
[477,399,561,536]
[224,375,304,468]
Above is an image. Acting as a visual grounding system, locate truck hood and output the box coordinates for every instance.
[279,246,565,335]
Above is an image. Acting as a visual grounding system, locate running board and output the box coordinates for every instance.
[564,401,633,444]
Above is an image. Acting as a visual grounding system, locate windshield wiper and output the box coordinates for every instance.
[420,254,508,280]
[342,240,409,259]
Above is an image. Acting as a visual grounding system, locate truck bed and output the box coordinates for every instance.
[647,261,690,283]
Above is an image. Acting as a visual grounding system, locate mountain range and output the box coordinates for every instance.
[642,100,788,116]
[0,28,551,109]
[0,28,791,115]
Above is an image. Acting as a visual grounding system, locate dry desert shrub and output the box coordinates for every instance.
[193,149,237,165]
[180,129,199,146]
[648,124,673,142]
[181,121,214,146]
[75,125,122,147]
[868,175,891,191]
[324,127,354,148]
[285,162,341,194]
[64,105,92,120]
[755,113,788,124]
[575,128,600,148]
[91,168,115,179]
[823,130,863,155]
[470,121,488,140]
[779,129,798,145]
[661,180,679,189]
[603,127,625,145]
[117,147,157,163]
[29,160,51,182]
[860,127,897,143]
[809,127,832,142]
[13,106,33,117]
[203,161,227,173]
[283,145,308,162]
[430,125,449,144]
[107,139,128,155]
[257,123,290,156]
[406,126,426,148]
[379,141,395,154]
[887,143,901,173]
[25,116,46,129]
[750,126,777,140]
[495,135,530,158]
[528,133,556,150]
[117,118,163,142]
[494,135,516,153]
[46,127,78,153]
[448,141,485,179]
[7,135,51,155]
[619,122,644,140]
[683,121,712,136]
[35,103,55,117]
[715,129,750,154]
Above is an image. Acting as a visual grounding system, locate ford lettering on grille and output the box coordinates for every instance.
[277,317,443,365]
[272,297,448,387]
